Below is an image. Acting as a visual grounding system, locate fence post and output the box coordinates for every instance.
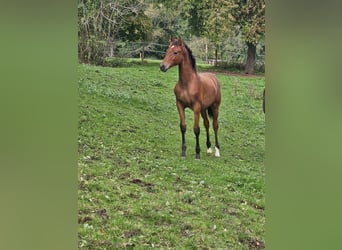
[140,46,145,62]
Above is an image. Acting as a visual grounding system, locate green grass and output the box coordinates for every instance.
[78,61,265,249]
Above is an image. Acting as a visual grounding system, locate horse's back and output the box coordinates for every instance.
[198,72,219,89]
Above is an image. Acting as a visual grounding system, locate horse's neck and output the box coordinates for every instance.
[178,59,196,86]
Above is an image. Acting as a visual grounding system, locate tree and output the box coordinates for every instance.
[205,0,233,65]
[229,0,265,74]
[78,0,150,65]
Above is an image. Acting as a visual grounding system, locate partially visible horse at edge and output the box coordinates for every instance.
[160,37,221,159]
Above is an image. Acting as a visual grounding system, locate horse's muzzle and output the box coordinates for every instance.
[160,65,167,72]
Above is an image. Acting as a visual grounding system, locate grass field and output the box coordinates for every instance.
[78,60,265,249]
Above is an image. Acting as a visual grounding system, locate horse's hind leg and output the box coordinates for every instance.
[201,110,212,154]
[212,107,220,157]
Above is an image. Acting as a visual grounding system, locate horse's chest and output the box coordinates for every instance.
[174,85,197,106]
[179,91,192,103]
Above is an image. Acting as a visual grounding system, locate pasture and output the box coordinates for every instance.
[78,61,265,249]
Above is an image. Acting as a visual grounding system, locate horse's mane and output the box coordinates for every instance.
[184,44,197,71]
[172,39,197,71]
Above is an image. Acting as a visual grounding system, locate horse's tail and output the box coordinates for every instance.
[207,106,213,118]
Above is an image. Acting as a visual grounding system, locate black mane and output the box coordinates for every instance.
[184,43,197,71]
[172,39,197,71]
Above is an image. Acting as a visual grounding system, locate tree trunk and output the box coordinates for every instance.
[205,43,208,63]
[103,22,113,65]
[215,46,218,66]
[109,46,114,57]
[245,42,256,74]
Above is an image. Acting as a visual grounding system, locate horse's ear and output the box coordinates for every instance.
[170,36,175,43]
[178,37,183,46]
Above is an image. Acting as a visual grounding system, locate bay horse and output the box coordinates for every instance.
[160,37,221,159]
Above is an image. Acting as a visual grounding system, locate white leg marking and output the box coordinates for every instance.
[215,146,220,157]
[207,148,212,154]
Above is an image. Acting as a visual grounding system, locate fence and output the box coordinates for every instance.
[80,39,265,72]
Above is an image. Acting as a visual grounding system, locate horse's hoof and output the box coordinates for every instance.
[207,148,212,154]
[215,147,220,157]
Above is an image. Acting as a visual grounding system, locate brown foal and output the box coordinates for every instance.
[160,37,221,159]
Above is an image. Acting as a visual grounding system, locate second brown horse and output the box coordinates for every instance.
[160,37,221,159]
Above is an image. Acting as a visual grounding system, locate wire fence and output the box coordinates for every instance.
[113,41,218,64]
[85,40,264,72]
[113,41,168,59]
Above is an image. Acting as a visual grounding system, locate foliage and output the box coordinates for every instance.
[229,0,266,45]
[78,62,265,248]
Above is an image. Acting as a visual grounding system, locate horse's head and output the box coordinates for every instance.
[160,37,185,72]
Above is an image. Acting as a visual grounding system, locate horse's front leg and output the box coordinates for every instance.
[193,104,201,159]
[176,101,186,157]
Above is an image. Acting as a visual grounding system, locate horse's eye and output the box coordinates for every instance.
[173,51,178,55]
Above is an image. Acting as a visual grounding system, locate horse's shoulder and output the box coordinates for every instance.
[174,81,182,92]
[174,82,184,96]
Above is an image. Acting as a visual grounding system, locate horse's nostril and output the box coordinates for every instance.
[160,65,167,72]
